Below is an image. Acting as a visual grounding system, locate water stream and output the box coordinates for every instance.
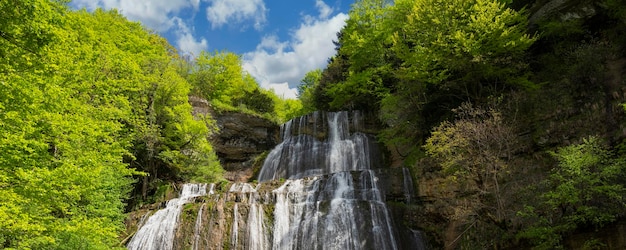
[127,183,207,250]
[127,111,422,249]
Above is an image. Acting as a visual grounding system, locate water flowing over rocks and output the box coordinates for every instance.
[127,111,424,249]
[127,184,208,250]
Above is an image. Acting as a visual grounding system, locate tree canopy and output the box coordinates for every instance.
[0,1,224,248]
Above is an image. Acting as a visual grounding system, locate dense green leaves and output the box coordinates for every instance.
[187,50,306,123]
[0,3,223,248]
[313,0,536,157]
[517,137,626,249]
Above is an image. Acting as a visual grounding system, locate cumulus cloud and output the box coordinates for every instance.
[173,18,208,57]
[205,0,267,30]
[72,0,208,56]
[71,0,197,32]
[243,1,347,99]
[315,0,333,19]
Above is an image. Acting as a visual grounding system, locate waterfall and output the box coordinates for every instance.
[128,111,423,249]
[192,203,205,250]
[258,111,377,181]
[402,167,415,204]
[127,183,207,250]
[260,111,398,249]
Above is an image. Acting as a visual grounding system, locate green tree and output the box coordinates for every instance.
[189,51,256,108]
[0,6,223,248]
[323,0,396,111]
[298,69,322,113]
[517,137,626,249]
[0,0,67,74]
[382,0,535,163]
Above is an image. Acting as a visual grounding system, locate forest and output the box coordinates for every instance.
[1,0,626,249]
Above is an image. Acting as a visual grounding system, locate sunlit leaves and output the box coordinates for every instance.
[0,4,223,248]
[392,0,536,88]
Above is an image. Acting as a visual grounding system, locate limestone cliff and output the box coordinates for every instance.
[189,96,280,182]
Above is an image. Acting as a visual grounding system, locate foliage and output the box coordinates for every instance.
[391,0,536,89]
[425,102,518,225]
[380,0,536,158]
[323,0,396,111]
[187,50,304,123]
[298,69,322,113]
[312,0,536,165]
[189,51,256,106]
[0,3,223,248]
[309,0,626,248]
[516,137,626,249]
[273,97,307,122]
[0,0,67,74]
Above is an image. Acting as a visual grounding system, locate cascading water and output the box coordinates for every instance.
[127,183,207,250]
[258,111,377,181]
[128,111,424,250]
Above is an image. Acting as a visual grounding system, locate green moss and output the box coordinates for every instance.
[249,151,270,182]
[176,203,202,249]
[263,204,275,228]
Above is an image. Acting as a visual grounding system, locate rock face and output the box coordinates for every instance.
[189,96,280,182]
[211,112,280,182]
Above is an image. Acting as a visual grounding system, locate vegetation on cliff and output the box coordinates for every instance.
[183,50,306,123]
[303,0,626,248]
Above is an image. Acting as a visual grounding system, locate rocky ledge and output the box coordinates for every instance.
[190,96,280,182]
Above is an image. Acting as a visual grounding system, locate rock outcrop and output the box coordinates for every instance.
[189,96,280,182]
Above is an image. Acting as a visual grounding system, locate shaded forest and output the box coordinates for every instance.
[299,0,626,248]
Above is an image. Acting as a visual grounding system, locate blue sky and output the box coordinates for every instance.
[70,0,353,98]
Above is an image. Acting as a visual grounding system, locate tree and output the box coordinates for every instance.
[189,51,255,108]
[379,0,536,163]
[298,69,322,113]
[0,6,223,248]
[322,0,396,111]
[517,137,626,249]
[0,0,66,74]
[425,102,519,226]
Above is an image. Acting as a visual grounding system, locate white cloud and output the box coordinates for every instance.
[315,0,333,19]
[243,8,348,99]
[205,0,267,30]
[72,0,197,32]
[267,82,298,99]
[173,18,208,57]
[71,0,208,56]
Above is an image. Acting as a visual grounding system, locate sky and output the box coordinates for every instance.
[70,0,353,99]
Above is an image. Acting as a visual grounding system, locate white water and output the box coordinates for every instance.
[129,111,418,249]
[191,184,214,250]
[403,167,415,204]
[231,203,240,249]
[262,111,399,249]
[127,183,207,250]
[258,111,376,181]
[192,203,205,250]
[228,182,271,250]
